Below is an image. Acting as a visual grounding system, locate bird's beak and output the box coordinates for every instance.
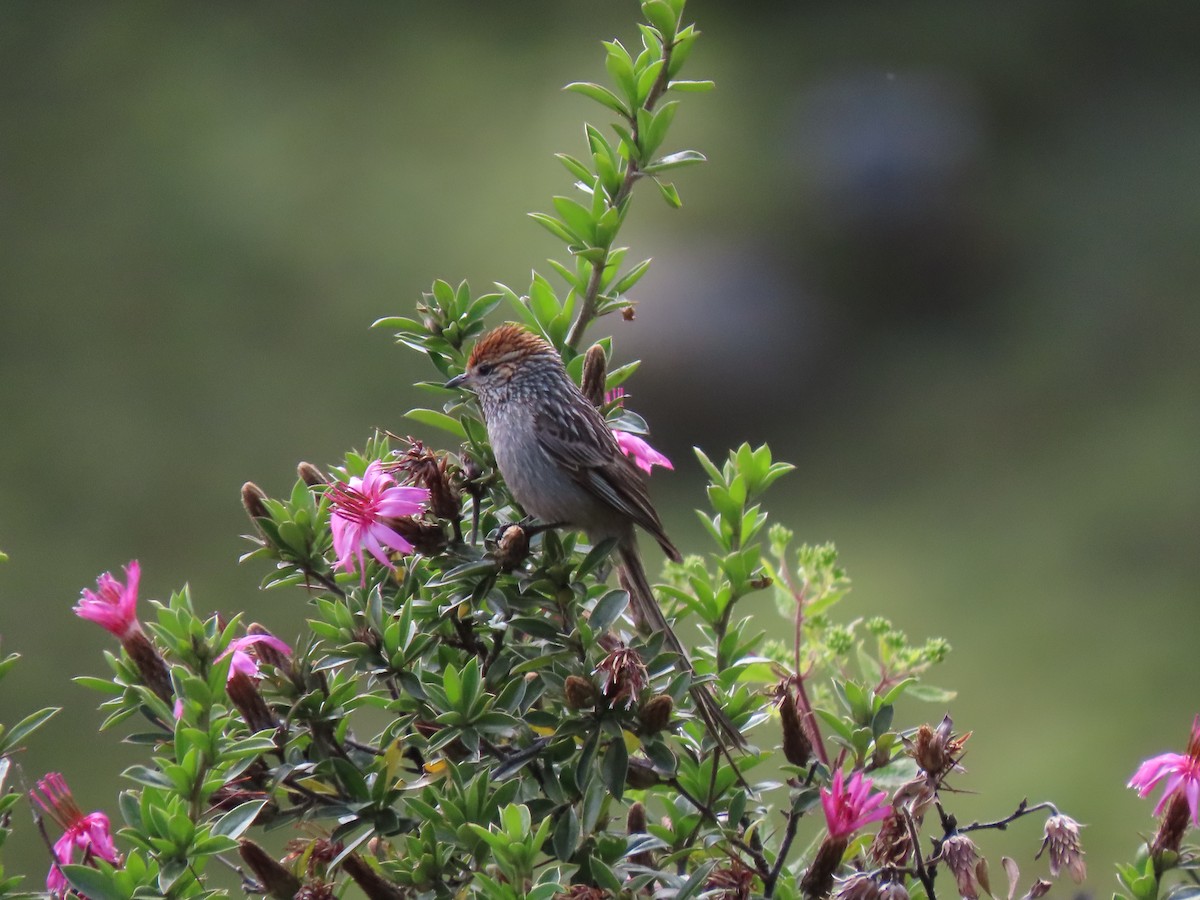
[445,372,470,390]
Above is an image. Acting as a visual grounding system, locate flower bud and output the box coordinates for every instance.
[833,873,881,900]
[564,675,598,709]
[705,861,756,898]
[627,801,655,868]
[909,714,969,777]
[1040,814,1086,884]
[241,481,270,521]
[595,646,648,709]
[801,836,849,899]
[938,834,983,900]
[581,344,608,408]
[123,630,173,705]
[638,694,674,734]
[625,758,661,790]
[1024,879,1053,900]
[870,810,913,867]
[1151,792,1189,865]
[227,670,279,735]
[779,690,812,767]
[877,880,909,900]
[493,524,530,571]
[296,462,327,486]
[239,840,301,900]
[341,854,405,900]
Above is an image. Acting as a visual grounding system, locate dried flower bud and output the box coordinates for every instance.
[1023,879,1053,900]
[1040,814,1086,884]
[581,344,608,408]
[239,840,302,900]
[241,481,270,521]
[705,860,756,899]
[341,854,405,900]
[621,304,636,321]
[638,694,674,734]
[870,811,913,867]
[396,439,461,521]
[595,646,648,709]
[877,880,909,900]
[780,690,813,767]
[625,758,660,790]
[123,629,173,704]
[295,883,336,900]
[385,516,449,556]
[296,462,327,486]
[833,873,881,900]
[564,675,598,709]
[493,524,530,571]
[938,834,983,900]
[908,715,970,778]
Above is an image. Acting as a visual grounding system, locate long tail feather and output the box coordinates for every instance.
[617,541,747,750]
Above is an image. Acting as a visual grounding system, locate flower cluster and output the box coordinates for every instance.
[30,773,119,897]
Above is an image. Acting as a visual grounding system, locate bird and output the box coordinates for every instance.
[446,323,744,749]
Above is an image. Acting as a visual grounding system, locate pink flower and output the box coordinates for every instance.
[74,561,141,640]
[820,769,890,841]
[1128,715,1200,824]
[218,634,292,683]
[328,460,429,582]
[30,773,119,897]
[605,389,673,475]
[613,431,673,475]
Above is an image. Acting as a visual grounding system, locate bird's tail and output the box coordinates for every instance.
[617,541,747,751]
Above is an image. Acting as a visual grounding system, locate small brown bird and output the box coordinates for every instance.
[447,324,744,748]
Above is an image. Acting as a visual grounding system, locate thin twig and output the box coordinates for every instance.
[902,806,937,900]
[668,777,772,881]
[763,798,804,897]
[957,798,1059,835]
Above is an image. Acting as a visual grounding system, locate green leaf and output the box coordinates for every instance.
[528,212,578,245]
[552,805,580,861]
[641,0,678,41]
[564,82,629,118]
[643,149,707,174]
[601,738,628,801]
[555,153,594,185]
[668,79,716,92]
[552,196,598,245]
[212,799,267,839]
[404,408,467,439]
[589,590,629,634]
[60,865,126,900]
[657,180,682,208]
[0,706,58,753]
[904,684,958,704]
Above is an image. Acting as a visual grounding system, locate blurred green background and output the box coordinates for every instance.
[2,0,1197,883]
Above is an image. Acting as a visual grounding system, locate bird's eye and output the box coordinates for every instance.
[476,363,495,376]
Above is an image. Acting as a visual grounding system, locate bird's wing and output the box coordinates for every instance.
[534,398,676,555]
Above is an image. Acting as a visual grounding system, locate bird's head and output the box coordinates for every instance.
[445,325,561,397]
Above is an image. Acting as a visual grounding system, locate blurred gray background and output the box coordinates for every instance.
[2,0,1198,880]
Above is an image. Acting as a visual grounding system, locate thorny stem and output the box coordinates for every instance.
[564,33,675,351]
[955,798,1059,836]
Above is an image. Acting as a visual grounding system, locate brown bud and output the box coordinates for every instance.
[385,516,449,556]
[801,836,849,900]
[397,439,461,521]
[870,810,913,867]
[627,801,655,868]
[595,646,648,709]
[241,481,270,521]
[638,694,674,734]
[564,675,598,709]
[122,630,173,705]
[621,304,636,321]
[493,524,530,571]
[239,840,301,900]
[247,624,291,674]
[625,758,661,790]
[295,884,336,900]
[908,714,969,777]
[877,880,909,900]
[1024,879,1053,900]
[1151,792,1189,867]
[296,462,327,486]
[227,670,279,735]
[779,691,813,767]
[341,854,405,900]
[832,873,881,900]
[581,344,608,408]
